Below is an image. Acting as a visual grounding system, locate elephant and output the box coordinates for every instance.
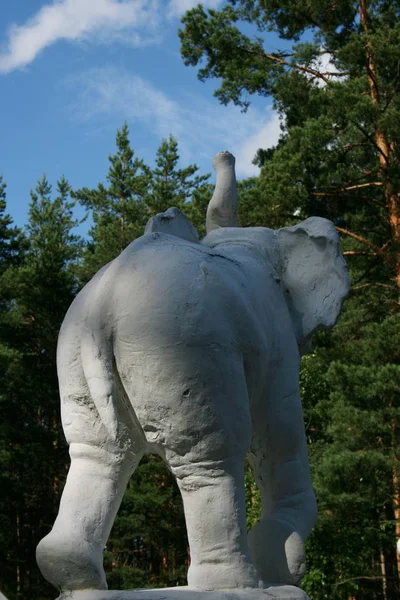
[36,151,350,596]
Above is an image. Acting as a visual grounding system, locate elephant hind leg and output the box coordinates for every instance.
[248,388,317,586]
[162,349,263,591]
[36,442,142,592]
[168,453,263,590]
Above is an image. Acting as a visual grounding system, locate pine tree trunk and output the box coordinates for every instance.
[16,512,21,599]
[52,410,60,498]
[393,455,400,583]
[380,549,388,600]
[360,2,400,581]
[171,549,176,577]
[359,0,400,291]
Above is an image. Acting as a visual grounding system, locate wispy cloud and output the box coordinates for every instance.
[0,0,161,74]
[70,67,184,139]
[236,113,282,176]
[70,66,282,177]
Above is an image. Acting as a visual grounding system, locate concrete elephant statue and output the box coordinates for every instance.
[37,152,349,595]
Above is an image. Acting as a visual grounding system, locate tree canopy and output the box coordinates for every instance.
[180,0,400,296]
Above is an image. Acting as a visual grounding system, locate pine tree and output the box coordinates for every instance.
[74,127,212,284]
[105,455,188,589]
[73,124,152,280]
[0,178,28,600]
[148,135,210,219]
[298,306,400,599]
[179,0,400,295]
[0,178,26,277]
[1,175,83,599]
[184,182,214,238]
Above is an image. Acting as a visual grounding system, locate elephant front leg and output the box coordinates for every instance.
[168,454,263,590]
[248,387,317,586]
[36,442,140,592]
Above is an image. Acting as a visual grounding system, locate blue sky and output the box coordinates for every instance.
[0,0,283,234]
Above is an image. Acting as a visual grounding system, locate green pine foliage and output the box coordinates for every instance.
[0,178,27,277]
[245,459,261,531]
[179,0,400,298]
[105,455,188,589]
[148,134,212,237]
[147,134,210,218]
[0,178,28,600]
[300,307,400,598]
[73,125,211,281]
[0,175,83,599]
[73,123,152,280]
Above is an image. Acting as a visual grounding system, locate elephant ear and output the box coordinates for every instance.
[277,217,350,352]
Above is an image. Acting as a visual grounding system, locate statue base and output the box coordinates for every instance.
[58,586,310,600]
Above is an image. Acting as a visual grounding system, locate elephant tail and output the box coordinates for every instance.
[80,322,119,442]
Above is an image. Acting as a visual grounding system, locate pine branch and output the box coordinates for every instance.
[237,46,348,84]
[342,142,370,152]
[311,191,385,207]
[336,226,395,266]
[331,573,397,596]
[351,121,389,165]
[352,282,393,289]
[342,251,377,256]
[339,182,383,192]
[262,52,330,83]
[350,168,380,182]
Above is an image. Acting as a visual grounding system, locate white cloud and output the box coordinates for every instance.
[235,112,282,177]
[0,0,225,74]
[70,66,282,178]
[309,51,346,87]
[0,0,161,74]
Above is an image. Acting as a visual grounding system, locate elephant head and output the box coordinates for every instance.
[204,151,350,353]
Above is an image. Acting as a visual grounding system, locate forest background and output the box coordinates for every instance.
[1,1,400,599]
